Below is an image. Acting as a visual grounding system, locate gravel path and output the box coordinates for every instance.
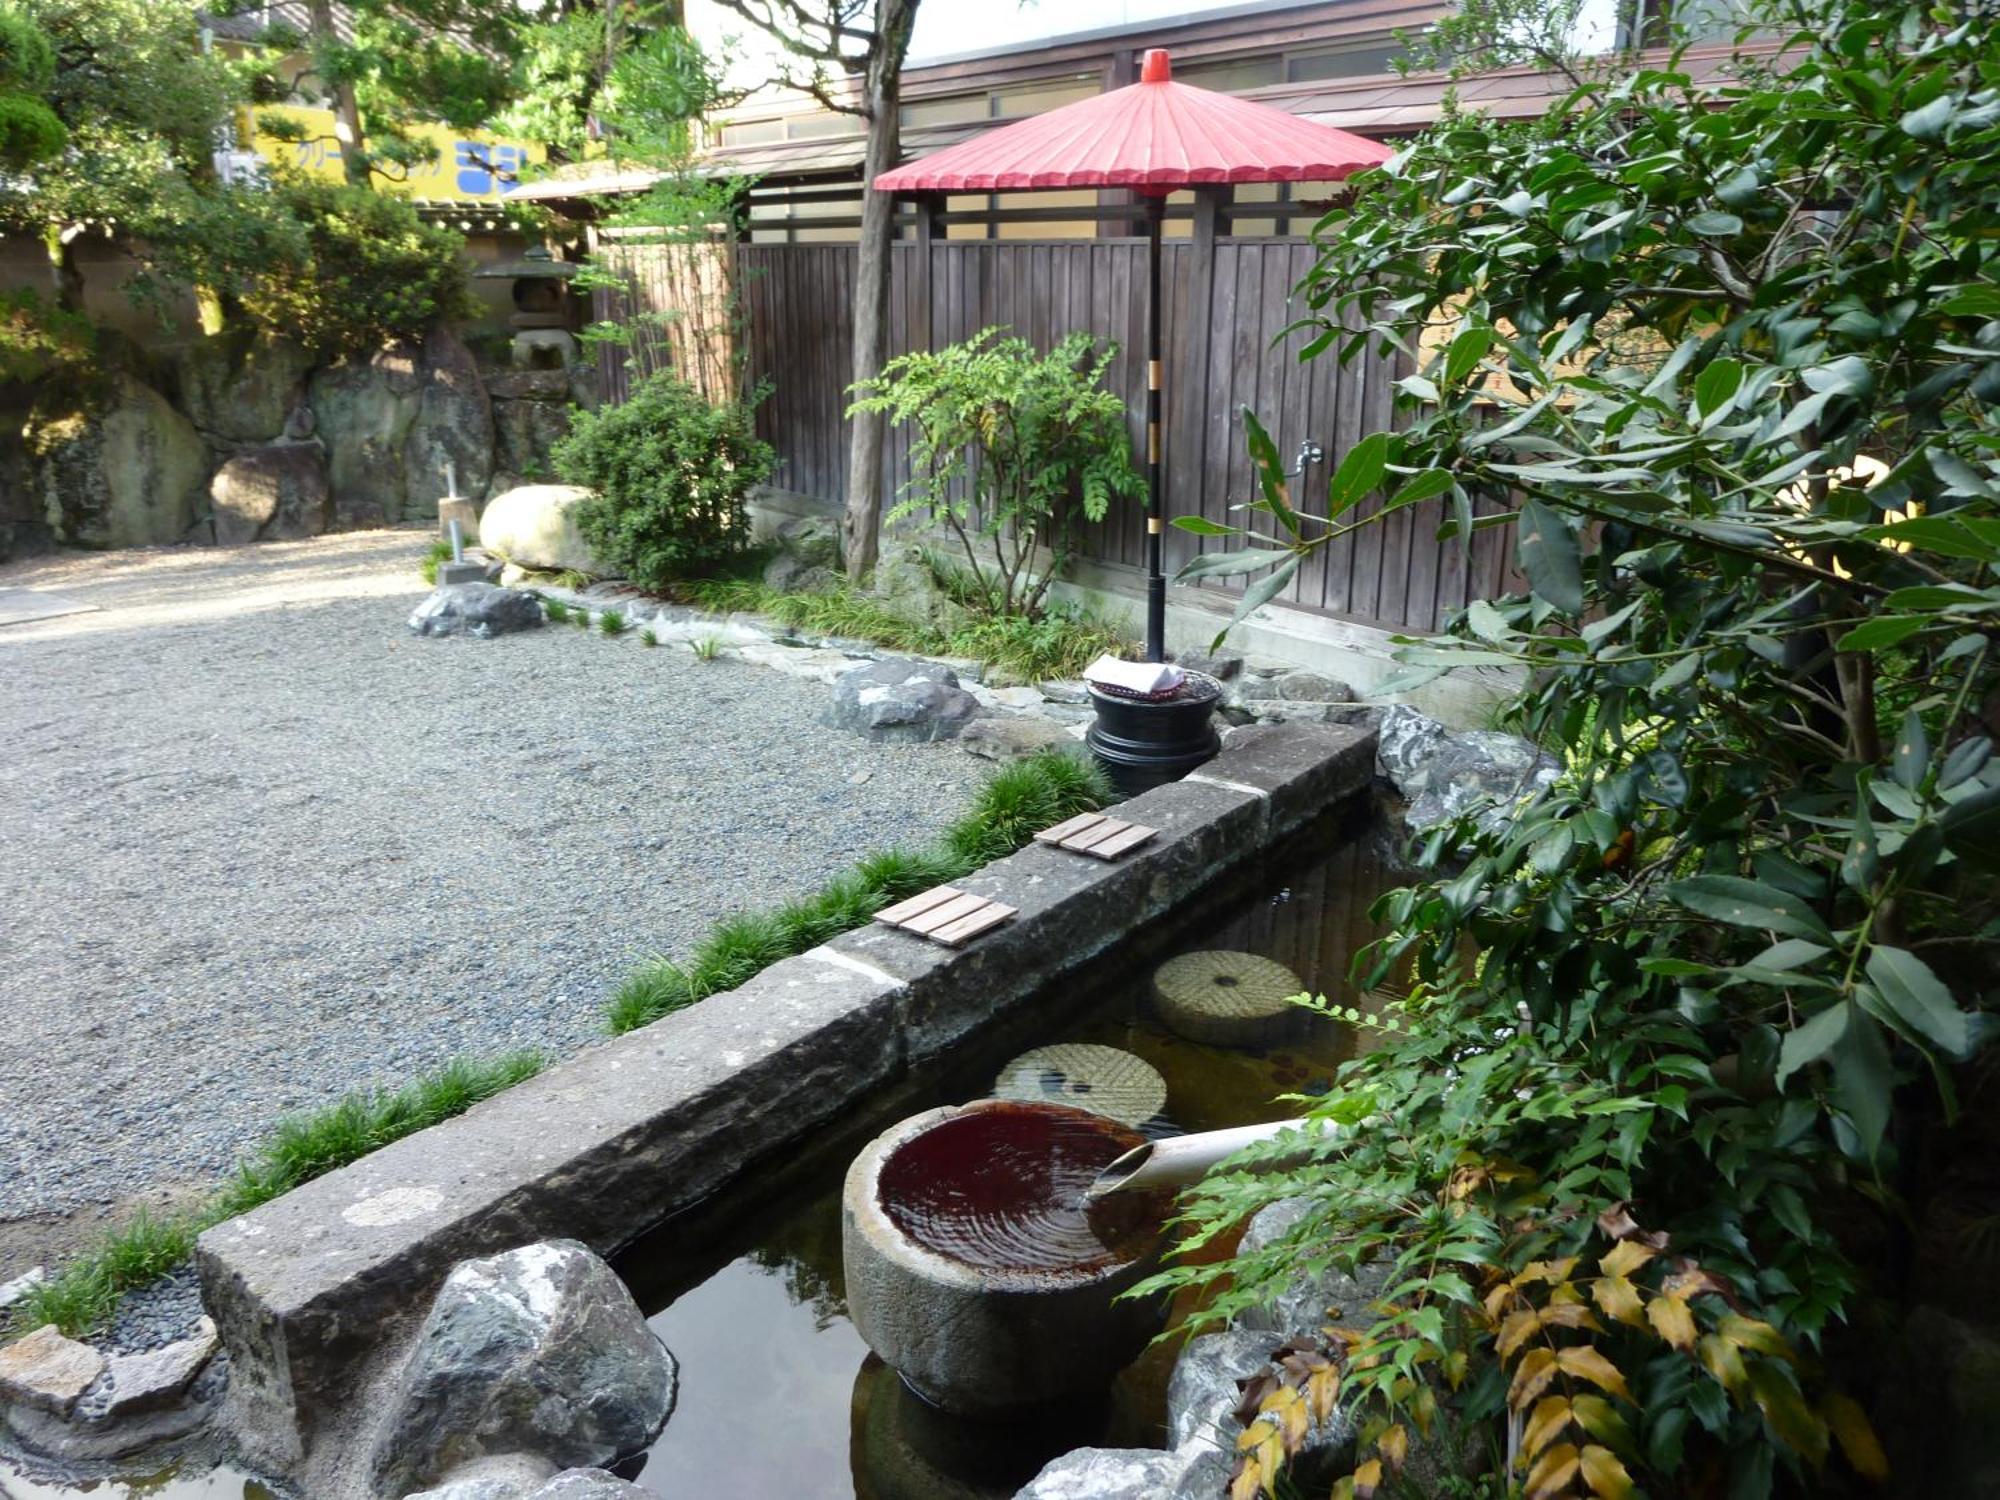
[0,529,984,1271]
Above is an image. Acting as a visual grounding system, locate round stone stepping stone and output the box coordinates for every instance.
[992,1043,1167,1127]
[1152,950,1308,1047]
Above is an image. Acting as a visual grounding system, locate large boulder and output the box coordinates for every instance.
[479,484,605,575]
[30,376,208,548]
[174,331,316,444]
[961,716,1080,762]
[1233,1197,1394,1339]
[407,583,545,639]
[1376,705,1561,834]
[490,397,572,485]
[405,326,495,518]
[1013,1443,1227,1500]
[309,344,424,522]
[830,657,980,743]
[370,1241,677,1497]
[209,443,332,544]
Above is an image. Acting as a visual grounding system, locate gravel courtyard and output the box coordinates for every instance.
[0,530,984,1274]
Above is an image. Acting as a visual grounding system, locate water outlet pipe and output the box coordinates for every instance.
[1084,1119,1327,1199]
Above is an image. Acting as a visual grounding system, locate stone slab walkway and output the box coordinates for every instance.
[0,530,984,1275]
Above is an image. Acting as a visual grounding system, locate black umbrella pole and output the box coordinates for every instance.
[1145,196,1167,664]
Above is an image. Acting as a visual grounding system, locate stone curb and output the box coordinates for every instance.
[195,721,1375,1474]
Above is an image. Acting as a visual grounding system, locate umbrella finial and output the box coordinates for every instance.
[1140,49,1171,84]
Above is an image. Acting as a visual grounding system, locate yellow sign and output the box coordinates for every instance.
[247,107,545,202]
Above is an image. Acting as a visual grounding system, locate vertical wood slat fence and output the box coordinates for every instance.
[600,231,1521,638]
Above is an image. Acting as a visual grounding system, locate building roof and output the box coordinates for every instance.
[517,39,1775,203]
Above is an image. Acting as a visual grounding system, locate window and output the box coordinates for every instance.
[1174,57,1282,92]
[992,75,1099,118]
[787,112,863,140]
[718,118,783,146]
[902,93,990,128]
[1286,43,1404,82]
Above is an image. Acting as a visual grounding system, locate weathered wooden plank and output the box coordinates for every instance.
[875,884,965,925]
[927,900,1017,946]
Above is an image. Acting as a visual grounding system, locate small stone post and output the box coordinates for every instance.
[437,459,479,545]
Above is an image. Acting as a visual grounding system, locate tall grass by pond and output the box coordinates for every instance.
[606,749,1113,1034]
[9,1052,545,1339]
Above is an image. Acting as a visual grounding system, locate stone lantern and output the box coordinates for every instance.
[474,247,580,371]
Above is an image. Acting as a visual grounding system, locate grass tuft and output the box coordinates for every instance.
[677,577,1127,683]
[691,634,725,661]
[420,539,454,586]
[543,598,570,624]
[607,749,1112,1034]
[598,609,627,636]
[640,626,659,648]
[8,1051,547,1340]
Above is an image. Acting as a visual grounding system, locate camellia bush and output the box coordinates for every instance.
[848,326,1144,619]
[552,370,775,588]
[1147,1,1999,1496]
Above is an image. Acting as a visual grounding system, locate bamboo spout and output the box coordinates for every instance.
[1084,1119,1320,1199]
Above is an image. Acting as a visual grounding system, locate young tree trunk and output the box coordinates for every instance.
[842,0,918,583]
[308,0,371,185]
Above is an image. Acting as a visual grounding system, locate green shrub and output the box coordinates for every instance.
[849,327,1143,619]
[419,537,453,585]
[607,749,1111,1033]
[168,176,476,355]
[553,372,775,590]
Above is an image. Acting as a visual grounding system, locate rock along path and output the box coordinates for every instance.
[0,529,985,1275]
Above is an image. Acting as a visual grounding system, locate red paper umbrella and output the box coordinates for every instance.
[875,49,1391,195]
[874,50,1390,661]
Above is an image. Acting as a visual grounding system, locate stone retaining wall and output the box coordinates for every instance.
[195,721,1376,1477]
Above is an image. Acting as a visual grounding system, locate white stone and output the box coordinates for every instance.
[0,1325,106,1416]
[478,484,605,575]
[0,1268,46,1310]
[100,1318,217,1417]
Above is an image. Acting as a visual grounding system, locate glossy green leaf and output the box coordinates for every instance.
[1175,548,1294,581]
[1665,876,1832,942]
[1170,515,1239,536]
[1865,946,1972,1058]
[1892,709,1930,793]
[1693,357,1743,416]
[1327,432,1391,518]
[1516,499,1585,614]
[1836,615,1926,651]
[1444,326,1496,386]
[1776,1000,1850,1086]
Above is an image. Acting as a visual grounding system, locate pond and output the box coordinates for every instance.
[613,804,1404,1500]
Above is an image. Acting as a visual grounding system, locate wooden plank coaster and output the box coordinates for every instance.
[1036,812,1111,847]
[875,885,966,926]
[874,883,1019,948]
[1034,812,1160,862]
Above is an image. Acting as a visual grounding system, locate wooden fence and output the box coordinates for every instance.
[598,223,1520,637]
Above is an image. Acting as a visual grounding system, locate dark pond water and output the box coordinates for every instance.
[614,805,1404,1500]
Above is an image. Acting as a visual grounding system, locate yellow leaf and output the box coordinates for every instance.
[1591,1274,1646,1328]
[1600,1240,1657,1279]
[1484,1282,1519,1321]
[1646,1293,1698,1352]
[1227,1461,1262,1500]
[1378,1424,1409,1470]
[1236,1419,1267,1453]
[1307,1364,1342,1427]
[1524,1440,1581,1498]
[1698,1332,1747,1395]
[1510,1347,1559,1410]
[1352,1458,1383,1499]
[1548,1279,1585,1307]
[1410,1383,1439,1437]
[1748,1361,1828,1464]
[1497,1308,1542,1358]
[1443,1348,1470,1390]
[1522,1395,1573,1460]
[1557,1345,1634,1403]
[1579,1443,1637,1498]
[1822,1392,1890,1480]
[1329,1480,1356,1500]
[1268,1385,1309,1451]
[1570,1394,1636,1455]
[1521,1257,1580,1288]
[1541,1301,1603,1332]
[1719,1314,1793,1361]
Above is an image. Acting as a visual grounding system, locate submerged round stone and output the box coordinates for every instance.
[875,1101,1163,1275]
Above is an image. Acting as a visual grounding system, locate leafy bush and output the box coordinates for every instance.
[167,176,475,355]
[1151,0,1998,1495]
[553,371,775,589]
[849,327,1143,619]
[608,749,1111,1032]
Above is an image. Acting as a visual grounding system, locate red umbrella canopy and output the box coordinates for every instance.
[874,48,1391,195]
